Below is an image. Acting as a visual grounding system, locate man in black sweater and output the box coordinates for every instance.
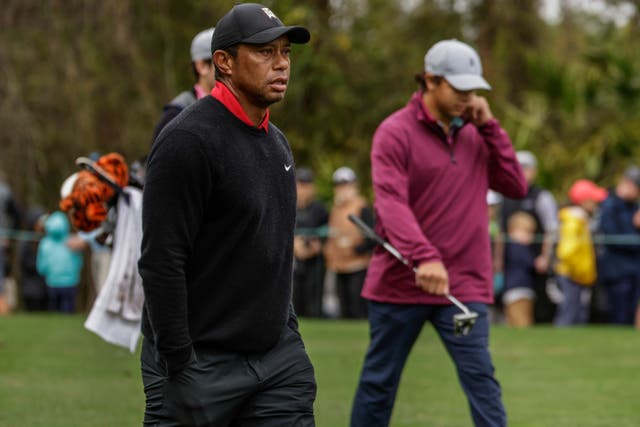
[138,4,314,426]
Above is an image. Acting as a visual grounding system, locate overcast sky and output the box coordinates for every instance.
[540,0,635,26]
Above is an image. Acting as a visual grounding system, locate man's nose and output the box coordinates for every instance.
[274,50,289,70]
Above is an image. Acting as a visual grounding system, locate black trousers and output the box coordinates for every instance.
[336,269,368,319]
[141,320,316,427]
[533,272,556,323]
[292,256,325,317]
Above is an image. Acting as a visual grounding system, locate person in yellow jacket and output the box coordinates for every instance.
[554,179,608,326]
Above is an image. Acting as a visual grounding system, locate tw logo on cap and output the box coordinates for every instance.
[261,7,277,19]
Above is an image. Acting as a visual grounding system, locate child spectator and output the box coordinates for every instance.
[36,211,84,313]
[554,179,607,326]
[503,212,537,327]
[500,151,558,323]
[488,190,505,323]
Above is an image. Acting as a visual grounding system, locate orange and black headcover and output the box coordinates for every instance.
[59,153,129,232]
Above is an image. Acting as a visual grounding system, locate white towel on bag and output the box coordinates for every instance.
[84,187,144,353]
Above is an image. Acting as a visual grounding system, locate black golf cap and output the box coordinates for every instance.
[296,167,314,183]
[212,3,310,52]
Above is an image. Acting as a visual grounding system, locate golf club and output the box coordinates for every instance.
[348,214,479,336]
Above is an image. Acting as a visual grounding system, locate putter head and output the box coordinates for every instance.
[453,312,479,336]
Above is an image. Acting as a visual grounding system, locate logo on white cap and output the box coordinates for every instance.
[262,7,277,19]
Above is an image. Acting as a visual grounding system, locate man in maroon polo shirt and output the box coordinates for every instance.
[350,40,527,427]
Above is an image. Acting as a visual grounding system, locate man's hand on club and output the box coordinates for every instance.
[415,261,449,295]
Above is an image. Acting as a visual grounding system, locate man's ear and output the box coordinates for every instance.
[213,50,233,77]
[424,73,437,91]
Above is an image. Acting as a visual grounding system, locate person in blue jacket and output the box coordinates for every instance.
[36,211,84,313]
[598,166,640,325]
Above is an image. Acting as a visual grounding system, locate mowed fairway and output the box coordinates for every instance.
[0,315,638,427]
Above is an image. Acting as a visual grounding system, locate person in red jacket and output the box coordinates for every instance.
[350,39,527,427]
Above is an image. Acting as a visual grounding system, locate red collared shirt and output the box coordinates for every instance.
[211,81,269,132]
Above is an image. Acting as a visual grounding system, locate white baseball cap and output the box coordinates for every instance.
[60,173,79,199]
[332,167,357,185]
[516,151,538,168]
[190,28,215,61]
[487,190,503,206]
[424,39,491,91]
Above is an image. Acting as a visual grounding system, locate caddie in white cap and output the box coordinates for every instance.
[150,27,216,147]
[350,38,526,427]
[190,27,215,62]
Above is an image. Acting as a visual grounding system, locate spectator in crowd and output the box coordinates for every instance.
[488,192,504,284]
[503,212,537,327]
[66,229,112,295]
[36,211,84,313]
[487,190,505,323]
[350,39,527,427]
[19,208,48,311]
[598,166,640,325]
[0,172,22,315]
[293,167,329,317]
[150,27,216,146]
[554,179,607,326]
[488,190,503,243]
[500,150,558,323]
[324,167,374,319]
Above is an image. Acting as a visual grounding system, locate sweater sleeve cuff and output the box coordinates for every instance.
[411,252,442,268]
[163,345,195,375]
[479,118,500,133]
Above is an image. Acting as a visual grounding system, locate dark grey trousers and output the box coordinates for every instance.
[141,320,316,427]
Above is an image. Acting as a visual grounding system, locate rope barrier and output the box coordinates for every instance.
[296,227,640,245]
[0,229,42,242]
[2,225,640,245]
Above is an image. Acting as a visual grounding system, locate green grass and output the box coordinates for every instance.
[1,315,639,426]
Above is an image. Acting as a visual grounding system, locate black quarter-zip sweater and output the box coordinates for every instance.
[139,96,296,373]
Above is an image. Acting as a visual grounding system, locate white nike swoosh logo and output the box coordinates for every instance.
[284,164,292,171]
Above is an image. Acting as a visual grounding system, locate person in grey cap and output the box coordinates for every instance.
[150,27,216,146]
[350,39,526,427]
[499,150,558,324]
[597,165,640,325]
[139,3,314,426]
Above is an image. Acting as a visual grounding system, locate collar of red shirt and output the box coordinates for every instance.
[211,81,269,133]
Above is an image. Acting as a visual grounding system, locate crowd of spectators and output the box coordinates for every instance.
[491,151,640,328]
[1,154,640,327]
[293,166,374,319]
